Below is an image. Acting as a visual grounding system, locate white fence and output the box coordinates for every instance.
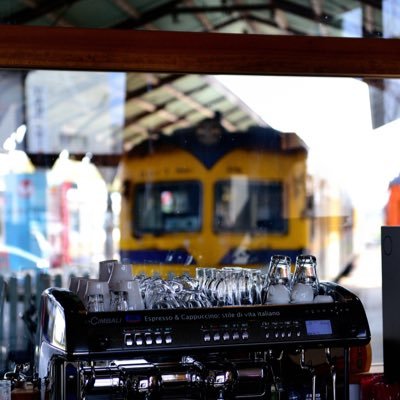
[0,273,64,373]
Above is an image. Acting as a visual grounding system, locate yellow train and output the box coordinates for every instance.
[119,115,353,279]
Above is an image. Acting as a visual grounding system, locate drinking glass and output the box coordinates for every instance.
[222,267,243,305]
[196,267,206,291]
[76,278,90,301]
[99,259,118,281]
[268,255,292,286]
[68,276,80,293]
[237,268,252,305]
[263,255,291,304]
[85,280,109,312]
[291,255,319,303]
[250,269,264,305]
[108,261,133,284]
[109,281,129,311]
[0,380,11,400]
[119,280,144,310]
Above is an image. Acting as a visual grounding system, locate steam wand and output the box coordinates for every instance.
[325,347,336,400]
[299,349,316,400]
[266,349,285,399]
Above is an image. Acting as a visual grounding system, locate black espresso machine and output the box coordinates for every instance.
[37,275,370,400]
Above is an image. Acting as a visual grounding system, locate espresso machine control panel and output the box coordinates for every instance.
[86,299,369,357]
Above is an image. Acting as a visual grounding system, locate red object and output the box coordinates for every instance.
[386,180,400,226]
[359,373,400,399]
[59,182,72,266]
[351,344,372,374]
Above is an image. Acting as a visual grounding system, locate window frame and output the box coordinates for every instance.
[213,179,287,234]
[0,25,399,78]
[133,180,203,235]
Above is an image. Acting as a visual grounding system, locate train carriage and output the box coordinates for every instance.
[119,115,352,279]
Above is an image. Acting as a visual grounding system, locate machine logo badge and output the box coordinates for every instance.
[89,316,123,325]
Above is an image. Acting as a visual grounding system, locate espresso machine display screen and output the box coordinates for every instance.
[305,319,333,335]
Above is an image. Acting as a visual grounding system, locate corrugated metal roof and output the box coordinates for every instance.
[0,1,386,37]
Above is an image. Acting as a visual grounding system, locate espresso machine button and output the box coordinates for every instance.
[242,331,249,340]
[223,332,230,341]
[204,333,211,342]
[165,334,172,344]
[124,334,133,346]
[145,334,153,345]
[232,332,240,340]
[135,334,143,346]
[155,335,163,344]
[213,332,221,341]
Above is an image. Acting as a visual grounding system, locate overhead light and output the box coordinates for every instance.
[15,124,27,143]
[59,149,70,160]
[82,152,93,164]
[3,137,16,151]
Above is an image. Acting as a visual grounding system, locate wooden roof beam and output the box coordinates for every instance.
[185,0,214,31]
[112,0,156,30]
[273,8,290,32]
[113,0,184,29]
[234,0,262,34]
[247,14,301,35]
[127,98,181,125]
[163,83,236,131]
[310,0,329,36]
[128,98,157,112]
[1,0,79,24]
[124,82,209,128]
[125,74,183,101]
[164,2,341,30]
[21,0,74,27]
[143,93,228,134]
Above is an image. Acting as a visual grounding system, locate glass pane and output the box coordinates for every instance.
[0,68,391,370]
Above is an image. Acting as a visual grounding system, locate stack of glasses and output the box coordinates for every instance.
[68,255,333,312]
[69,260,144,312]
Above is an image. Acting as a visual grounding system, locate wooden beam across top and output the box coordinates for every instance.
[0,25,399,78]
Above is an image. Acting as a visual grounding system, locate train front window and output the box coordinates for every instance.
[133,182,201,234]
[214,180,285,233]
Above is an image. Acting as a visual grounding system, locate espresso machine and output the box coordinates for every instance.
[36,257,370,399]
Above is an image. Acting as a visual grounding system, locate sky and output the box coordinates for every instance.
[216,75,400,219]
